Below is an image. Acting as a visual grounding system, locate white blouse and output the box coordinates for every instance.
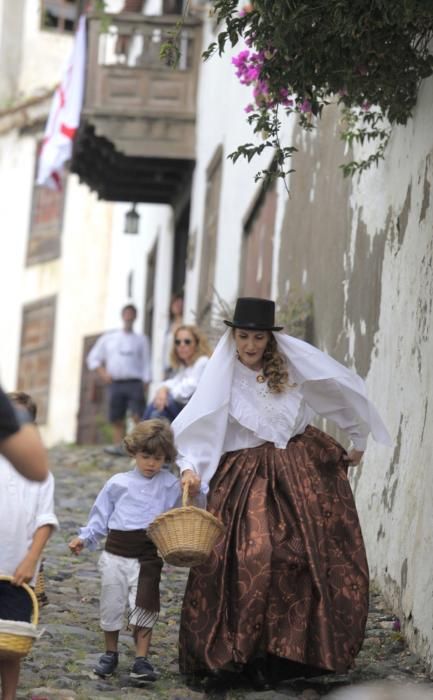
[162,355,209,404]
[223,360,367,453]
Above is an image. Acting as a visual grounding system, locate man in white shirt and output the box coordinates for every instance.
[87,304,151,455]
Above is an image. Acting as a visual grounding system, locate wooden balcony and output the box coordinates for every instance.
[71,12,201,204]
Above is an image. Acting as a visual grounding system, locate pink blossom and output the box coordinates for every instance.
[244,103,255,113]
[232,50,250,67]
[300,99,312,113]
[361,99,371,111]
[239,3,253,17]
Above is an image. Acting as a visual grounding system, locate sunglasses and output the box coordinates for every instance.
[175,338,193,346]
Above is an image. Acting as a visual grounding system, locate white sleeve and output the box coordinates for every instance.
[168,357,209,403]
[86,335,107,371]
[141,335,152,383]
[34,473,59,531]
[275,332,391,448]
[300,379,370,450]
[79,481,115,551]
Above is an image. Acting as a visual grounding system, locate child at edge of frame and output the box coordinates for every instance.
[68,419,181,683]
[8,391,50,608]
[0,391,59,700]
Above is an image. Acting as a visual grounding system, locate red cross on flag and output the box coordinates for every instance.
[37,15,86,190]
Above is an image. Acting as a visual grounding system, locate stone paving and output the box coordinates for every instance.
[15,445,433,700]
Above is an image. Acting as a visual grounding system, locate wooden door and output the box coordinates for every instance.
[76,334,110,445]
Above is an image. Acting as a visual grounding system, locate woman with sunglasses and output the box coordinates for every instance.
[143,326,211,422]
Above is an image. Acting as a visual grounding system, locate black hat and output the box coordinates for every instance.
[224,297,283,331]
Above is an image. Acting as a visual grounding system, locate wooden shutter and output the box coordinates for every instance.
[17,297,56,425]
[27,142,66,265]
[240,182,276,298]
[197,145,223,322]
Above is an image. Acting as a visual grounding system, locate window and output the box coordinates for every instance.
[163,0,184,13]
[240,182,276,298]
[27,142,66,265]
[17,297,57,425]
[41,0,78,33]
[197,145,223,322]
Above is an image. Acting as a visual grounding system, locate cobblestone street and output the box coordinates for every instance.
[16,446,433,700]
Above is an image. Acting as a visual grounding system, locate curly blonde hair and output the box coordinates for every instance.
[262,335,291,393]
[123,419,177,462]
[170,325,212,369]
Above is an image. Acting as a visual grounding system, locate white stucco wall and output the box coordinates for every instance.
[0,124,174,444]
[19,0,74,95]
[184,21,282,320]
[0,121,116,444]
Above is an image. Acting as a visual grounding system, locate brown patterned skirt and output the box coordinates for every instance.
[179,425,369,678]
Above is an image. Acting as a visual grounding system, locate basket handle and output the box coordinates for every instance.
[0,574,39,625]
[182,480,190,507]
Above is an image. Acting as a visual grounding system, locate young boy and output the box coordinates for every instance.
[0,391,58,700]
[69,419,180,683]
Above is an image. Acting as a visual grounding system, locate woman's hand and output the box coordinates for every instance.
[181,469,201,498]
[69,537,85,555]
[344,449,364,466]
[154,387,169,411]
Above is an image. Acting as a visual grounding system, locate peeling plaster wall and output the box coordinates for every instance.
[276,104,352,361]
[346,78,433,670]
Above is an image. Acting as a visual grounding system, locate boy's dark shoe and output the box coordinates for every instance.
[130,656,158,682]
[93,651,119,677]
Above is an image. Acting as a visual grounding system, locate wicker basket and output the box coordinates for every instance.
[147,483,225,567]
[0,575,39,659]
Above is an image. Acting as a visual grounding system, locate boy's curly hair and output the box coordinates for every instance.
[123,419,177,462]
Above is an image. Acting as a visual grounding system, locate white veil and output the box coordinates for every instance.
[172,329,391,486]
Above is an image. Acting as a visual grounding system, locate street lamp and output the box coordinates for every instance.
[124,203,139,234]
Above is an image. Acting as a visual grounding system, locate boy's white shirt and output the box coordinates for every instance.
[0,455,59,584]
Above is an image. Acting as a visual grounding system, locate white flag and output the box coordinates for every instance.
[37,15,86,190]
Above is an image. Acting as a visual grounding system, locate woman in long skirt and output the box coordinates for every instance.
[173,297,390,689]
